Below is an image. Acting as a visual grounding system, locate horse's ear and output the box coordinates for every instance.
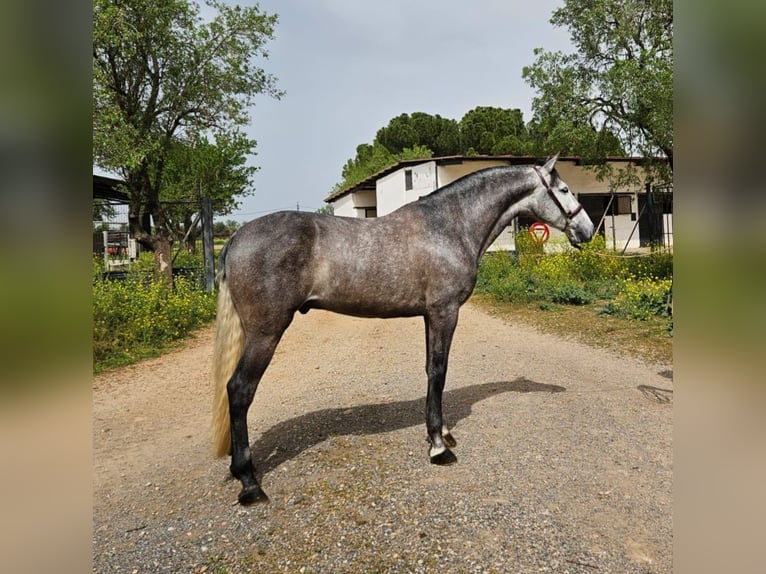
[543,153,560,172]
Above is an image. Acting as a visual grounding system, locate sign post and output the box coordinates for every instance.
[529,222,550,245]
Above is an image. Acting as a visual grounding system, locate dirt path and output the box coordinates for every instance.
[93,301,672,573]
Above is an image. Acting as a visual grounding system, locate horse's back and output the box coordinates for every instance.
[223,212,322,311]
[233,208,320,241]
[223,211,381,287]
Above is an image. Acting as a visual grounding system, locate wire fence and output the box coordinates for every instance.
[92,198,213,289]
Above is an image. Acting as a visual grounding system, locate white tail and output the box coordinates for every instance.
[211,275,245,458]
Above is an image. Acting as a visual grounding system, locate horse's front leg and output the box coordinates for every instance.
[424,307,459,465]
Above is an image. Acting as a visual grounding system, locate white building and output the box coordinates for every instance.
[324,155,672,252]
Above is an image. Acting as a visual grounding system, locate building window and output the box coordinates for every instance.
[615,195,632,215]
[404,169,413,190]
[355,207,377,218]
[581,193,633,219]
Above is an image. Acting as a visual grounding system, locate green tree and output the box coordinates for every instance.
[212,221,228,236]
[213,219,241,237]
[375,112,461,156]
[92,199,117,223]
[334,106,538,193]
[526,114,625,160]
[93,0,282,282]
[459,106,530,155]
[523,0,673,176]
[159,132,256,252]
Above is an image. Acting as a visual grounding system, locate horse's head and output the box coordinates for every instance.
[530,154,594,248]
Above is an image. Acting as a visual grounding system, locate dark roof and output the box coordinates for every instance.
[323,154,647,203]
[93,174,129,202]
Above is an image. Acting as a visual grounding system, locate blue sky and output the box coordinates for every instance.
[234,0,573,221]
[225,0,574,221]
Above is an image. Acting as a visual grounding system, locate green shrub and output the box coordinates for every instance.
[549,283,595,305]
[620,251,673,280]
[532,248,575,284]
[514,226,544,267]
[93,270,217,372]
[605,277,673,320]
[476,250,539,303]
[569,234,622,282]
[476,234,673,328]
[474,250,515,292]
[130,248,205,273]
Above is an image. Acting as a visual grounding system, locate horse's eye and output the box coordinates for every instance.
[559,186,569,194]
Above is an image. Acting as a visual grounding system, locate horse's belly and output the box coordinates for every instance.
[309,279,425,318]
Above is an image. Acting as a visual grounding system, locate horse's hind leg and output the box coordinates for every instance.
[228,327,287,505]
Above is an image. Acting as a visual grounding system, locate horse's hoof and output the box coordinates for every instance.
[430,448,457,466]
[442,431,457,448]
[238,485,270,506]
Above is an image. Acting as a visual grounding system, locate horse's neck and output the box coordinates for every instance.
[455,168,534,259]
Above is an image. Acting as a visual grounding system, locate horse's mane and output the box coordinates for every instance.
[415,164,529,205]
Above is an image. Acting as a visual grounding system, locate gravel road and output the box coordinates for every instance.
[93,301,672,573]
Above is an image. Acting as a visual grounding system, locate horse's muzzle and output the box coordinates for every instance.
[567,217,595,248]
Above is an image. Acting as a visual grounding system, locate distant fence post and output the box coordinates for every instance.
[201,197,215,292]
[102,230,109,269]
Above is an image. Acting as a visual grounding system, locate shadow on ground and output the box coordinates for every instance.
[248,377,565,478]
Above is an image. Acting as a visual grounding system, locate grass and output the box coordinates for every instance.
[473,232,672,365]
[471,294,672,365]
[93,254,217,373]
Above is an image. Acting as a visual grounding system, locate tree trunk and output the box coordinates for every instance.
[148,200,174,286]
[125,168,175,286]
[664,148,673,174]
[153,237,173,285]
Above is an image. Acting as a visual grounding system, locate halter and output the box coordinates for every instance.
[533,166,584,228]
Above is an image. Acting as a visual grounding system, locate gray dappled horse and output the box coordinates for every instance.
[211,155,594,505]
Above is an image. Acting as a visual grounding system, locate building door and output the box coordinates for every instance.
[637,185,672,247]
[579,195,609,239]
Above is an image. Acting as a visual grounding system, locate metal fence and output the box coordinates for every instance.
[640,182,673,249]
[92,196,215,290]
[93,200,137,268]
